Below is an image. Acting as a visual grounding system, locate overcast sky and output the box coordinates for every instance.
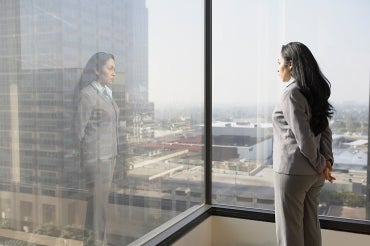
[147,0,370,106]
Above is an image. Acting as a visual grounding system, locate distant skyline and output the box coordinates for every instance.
[147,0,370,106]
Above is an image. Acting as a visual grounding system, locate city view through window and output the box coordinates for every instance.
[211,0,370,221]
[0,0,369,245]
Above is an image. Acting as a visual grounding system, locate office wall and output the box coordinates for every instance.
[173,216,370,246]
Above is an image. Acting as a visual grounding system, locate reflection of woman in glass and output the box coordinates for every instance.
[73,52,119,245]
[273,42,335,246]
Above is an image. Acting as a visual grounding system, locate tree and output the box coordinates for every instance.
[320,190,365,207]
[33,223,60,237]
[61,224,85,240]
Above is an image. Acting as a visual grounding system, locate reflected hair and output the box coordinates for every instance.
[281,42,334,136]
[77,52,115,91]
[72,52,114,111]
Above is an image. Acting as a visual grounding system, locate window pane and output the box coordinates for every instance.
[0,0,204,245]
[212,0,370,221]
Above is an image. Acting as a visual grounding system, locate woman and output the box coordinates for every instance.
[73,52,119,245]
[272,42,335,246]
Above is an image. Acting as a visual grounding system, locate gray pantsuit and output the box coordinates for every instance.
[83,158,116,243]
[272,81,333,246]
[274,172,325,246]
[74,84,120,245]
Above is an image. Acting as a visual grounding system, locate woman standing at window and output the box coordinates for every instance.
[74,52,119,245]
[272,42,335,246]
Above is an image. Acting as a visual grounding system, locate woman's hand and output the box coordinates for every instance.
[323,160,336,183]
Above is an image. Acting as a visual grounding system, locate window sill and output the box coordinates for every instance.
[137,204,370,246]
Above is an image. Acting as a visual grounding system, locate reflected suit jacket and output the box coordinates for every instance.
[272,81,333,175]
[74,84,120,166]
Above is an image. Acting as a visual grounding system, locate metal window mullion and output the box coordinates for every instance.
[367,69,370,220]
[204,0,212,205]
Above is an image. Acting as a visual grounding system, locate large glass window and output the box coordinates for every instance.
[1,0,369,245]
[213,0,370,221]
[0,0,204,245]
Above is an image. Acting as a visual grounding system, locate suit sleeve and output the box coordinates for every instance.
[282,89,326,173]
[320,125,334,165]
[74,91,94,142]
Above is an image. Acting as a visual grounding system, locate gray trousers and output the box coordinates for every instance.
[83,158,116,245]
[274,172,325,246]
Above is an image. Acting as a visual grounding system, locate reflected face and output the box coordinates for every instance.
[277,54,292,82]
[96,58,116,86]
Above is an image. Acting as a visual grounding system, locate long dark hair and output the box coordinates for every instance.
[281,42,334,136]
[77,52,115,91]
[73,52,115,107]
[72,52,115,121]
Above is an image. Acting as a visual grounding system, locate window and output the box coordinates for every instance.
[0,0,203,244]
[213,0,370,221]
[0,0,368,245]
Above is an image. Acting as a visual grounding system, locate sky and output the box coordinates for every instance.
[146,0,370,107]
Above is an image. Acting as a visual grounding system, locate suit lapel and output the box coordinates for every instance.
[89,84,119,120]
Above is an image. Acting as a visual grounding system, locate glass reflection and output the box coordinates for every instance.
[0,0,204,245]
[73,52,119,245]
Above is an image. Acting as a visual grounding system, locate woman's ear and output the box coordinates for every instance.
[288,61,293,70]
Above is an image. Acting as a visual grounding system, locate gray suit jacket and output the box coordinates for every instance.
[272,81,333,175]
[74,84,120,165]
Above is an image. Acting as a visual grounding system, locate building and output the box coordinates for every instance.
[207,121,273,161]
